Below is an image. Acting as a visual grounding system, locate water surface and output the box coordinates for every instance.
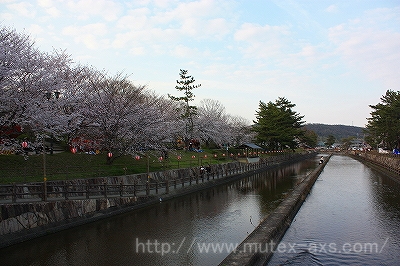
[268,155,400,265]
[1,158,318,266]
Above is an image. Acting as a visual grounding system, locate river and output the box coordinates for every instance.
[2,154,399,265]
[267,154,400,265]
[0,157,318,266]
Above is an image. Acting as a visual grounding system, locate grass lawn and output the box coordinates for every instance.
[0,149,241,184]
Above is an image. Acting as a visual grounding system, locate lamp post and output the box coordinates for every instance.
[40,90,61,201]
[45,90,61,155]
[147,152,150,181]
[41,135,47,201]
[21,141,28,182]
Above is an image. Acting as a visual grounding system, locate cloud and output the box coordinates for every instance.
[171,44,199,57]
[234,23,290,58]
[325,5,338,13]
[116,8,151,30]
[65,0,122,21]
[203,18,232,39]
[109,1,233,54]
[151,0,233,38]
[45,6,60,17]
[36,0,61,17]
[62,23,109,49]
[7,1,35,18]
[27,24,44,35]
[129,46,145,56]
[37,0,52,6]
[328,7,400,87]
[0,12,13,20]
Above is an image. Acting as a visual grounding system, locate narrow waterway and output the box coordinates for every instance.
[268,155,400,265]
[0,157,319,266]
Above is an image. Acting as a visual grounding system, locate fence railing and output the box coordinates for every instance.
[0,152,315,203]
[0,163,256,203]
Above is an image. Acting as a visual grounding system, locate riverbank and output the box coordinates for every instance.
[0,152,317,249]
[267,154,400,265]
[349,152,400,182]
[219,154,330,265]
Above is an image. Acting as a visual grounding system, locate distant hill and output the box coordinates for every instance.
[304,123,365,141]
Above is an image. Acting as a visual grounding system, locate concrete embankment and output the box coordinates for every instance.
[219,154,331,266]
[0,152,316,249]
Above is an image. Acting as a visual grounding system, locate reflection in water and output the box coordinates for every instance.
[0,158,317,266]
[267,155,400,266]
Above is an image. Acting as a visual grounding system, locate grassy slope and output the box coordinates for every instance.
[0,149,241,184]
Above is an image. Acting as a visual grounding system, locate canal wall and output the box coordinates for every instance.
[0,152,317,249]
[350,152,400,178]
[219,154,331,266]
[0,156,301,202]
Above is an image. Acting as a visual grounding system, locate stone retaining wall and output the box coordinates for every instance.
[0,152,316,249]
[0,195,155,249]
[355,152,400,176]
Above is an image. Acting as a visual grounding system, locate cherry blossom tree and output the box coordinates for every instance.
[0,26,43,132]
[196,99,252,148]
[227,114,254,146]
[0,27,74,152]
[1,26,254,161]
[73,70,181,162]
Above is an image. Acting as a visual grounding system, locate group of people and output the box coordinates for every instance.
[188,139,202,152]
[199,164,212,176]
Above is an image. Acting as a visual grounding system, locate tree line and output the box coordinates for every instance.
[0,26,253,162]
[0,25,313,161]
[2,25,396,160]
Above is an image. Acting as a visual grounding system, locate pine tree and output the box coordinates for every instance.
[253,97,305,151]
[168,69,201,141]
[366,90,400,150]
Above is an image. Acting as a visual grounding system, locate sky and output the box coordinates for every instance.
[1,0,399,128]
